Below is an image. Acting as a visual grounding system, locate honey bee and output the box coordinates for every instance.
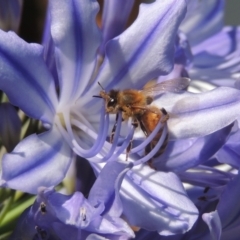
[94,77,190,162]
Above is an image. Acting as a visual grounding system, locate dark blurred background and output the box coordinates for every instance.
[19,0,47,43]
[18,0,240,44]
[225,0,240,25]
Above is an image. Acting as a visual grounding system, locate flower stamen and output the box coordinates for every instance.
[133,124,168,166]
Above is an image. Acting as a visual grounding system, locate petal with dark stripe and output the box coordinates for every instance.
[0,30,58,124]
[0,128,72,194]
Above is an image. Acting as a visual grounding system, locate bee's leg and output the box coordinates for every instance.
[126,118,138,161]
[139,121,148,136]
[110,113,122,143]
[160,108,169,123]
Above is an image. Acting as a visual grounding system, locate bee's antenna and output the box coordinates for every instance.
[92,95,102,98]
[98,81,105,91]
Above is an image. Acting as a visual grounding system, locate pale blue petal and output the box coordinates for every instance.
[93,0,187,91]
[202,211,221,240]
[155,87,240,138]
[86,234,111,240]
[0,30,58,124]
[179,165,233,190]
[199,172,240,239]
[135,229,183,240]
[189,27,240,84]
[50,0,101,105]
[216,146,240,168]
[217,172,240,228]
[34,188,134,238]
[100,0,134,54]
[154,123,233,172]
[216,129,240,168]
[180,0,224,46]
[42,8,59,88]
[174,32,193,66]
[87,216,134,238]
[0,128,72,194]
[121,165,198,235]
[88,161,132,213]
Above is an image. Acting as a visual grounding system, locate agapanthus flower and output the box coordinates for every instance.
[0,0,187,193]
[1,0,240,237]
[145,0,240,187]
[124,1,240,238]
[0,0,201,235]
[9,161,135,239]
[135,1,240,237]
[180,0,240,89]
[134,166,238,240]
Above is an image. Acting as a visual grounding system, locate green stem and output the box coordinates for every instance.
[0,194,14,225]
[0,231,11,240]
[0,197,35,228]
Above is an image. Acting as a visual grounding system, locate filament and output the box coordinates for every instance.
[130,117,164,154]
[108,121,135,161]
[72,108,95,131]
[56,107,111,159]
[55,116,74,148]
[97,112,123,162]
[133,124,168,166]
[70,109,109,158]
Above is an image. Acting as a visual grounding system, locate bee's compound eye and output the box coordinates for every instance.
[107,98,116,108]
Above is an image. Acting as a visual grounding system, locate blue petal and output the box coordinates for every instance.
[216,145,240,168]
[35,188,86,226]
[87,216,134,238]
[0,128,72,194]
[0,102,21,152]
[88,161,132,214]
[34,188,134,238]
[174,33,193,66]
[8,207,37,240]
[192,27,240,60]
[217,172,240,229]
[135,229,183,240]
[121,165,198,235]
[0,0,23,32]
[189,27,240,84]
[156,87,240,138]
[0,30,58,124]
[153,123,233,172]
[216,128,240,168]
[42,8,59,88]
[201,172,240,239]
[49,0,101,105]
[100,0,134,54]
[179,165,233,190]
[202,211,221,240]
[86,234,114,240]
[94,0,187,91]
[180,0,224,46]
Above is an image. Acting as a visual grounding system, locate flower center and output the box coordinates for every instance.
[54,105,167,165]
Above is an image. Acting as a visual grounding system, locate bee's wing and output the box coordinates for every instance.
[141,77,190,96]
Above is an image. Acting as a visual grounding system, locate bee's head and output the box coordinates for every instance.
[93,82,119,113]
[99,90,119,113]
